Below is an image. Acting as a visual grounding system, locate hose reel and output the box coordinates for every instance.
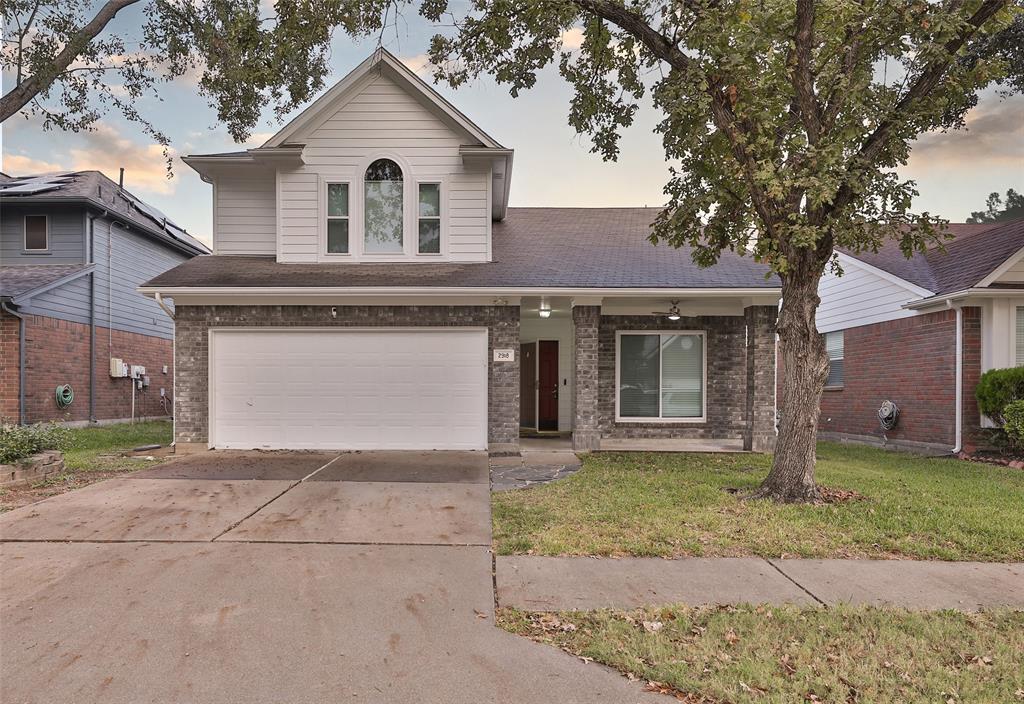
[55,384,74,409]
[878,399,899,431]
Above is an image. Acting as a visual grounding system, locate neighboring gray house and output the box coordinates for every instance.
[0,171,209,425]
[142,49,781,455]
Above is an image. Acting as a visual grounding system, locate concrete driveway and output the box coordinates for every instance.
[0,451,659,704]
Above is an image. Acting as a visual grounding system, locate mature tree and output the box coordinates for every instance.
[3,0,1021,501]
[967,188,1024,222]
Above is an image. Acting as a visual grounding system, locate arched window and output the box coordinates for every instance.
[364,158,404,253]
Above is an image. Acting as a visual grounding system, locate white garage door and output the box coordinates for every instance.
[210,329,488,450]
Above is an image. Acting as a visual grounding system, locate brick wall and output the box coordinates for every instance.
[17,314,173,423]
[0,312,19,422]
[173,305,520,449]
[596,314,757,441]
[807,308,982,451]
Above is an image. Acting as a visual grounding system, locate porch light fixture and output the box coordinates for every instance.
[653,300,683,321]
[539,299,552,318]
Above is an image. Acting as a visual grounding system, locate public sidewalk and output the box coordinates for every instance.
[496,556,1024,611]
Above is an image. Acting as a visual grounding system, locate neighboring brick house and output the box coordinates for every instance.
[0,171,209,425]
[140,49,782,455]
[803,219,1024,454]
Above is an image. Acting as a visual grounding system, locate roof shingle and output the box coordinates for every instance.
[143,208,780,290]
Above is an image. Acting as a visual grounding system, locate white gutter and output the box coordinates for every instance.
[951,300,963,455]
[154,292,175,320]
[139,285,783,298]
[904,287,1024,310]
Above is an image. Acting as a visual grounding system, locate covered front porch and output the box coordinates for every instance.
[514,294,779,454]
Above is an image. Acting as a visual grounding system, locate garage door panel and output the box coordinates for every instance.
[211,329,488,450]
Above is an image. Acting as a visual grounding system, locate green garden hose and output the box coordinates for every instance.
[55,384,74,409]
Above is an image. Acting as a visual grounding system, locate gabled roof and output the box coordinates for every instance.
[182,49,515,219]
[839,220,1024,295]
[0,264,94,303]
[140,208,780,292]
[263,49,504,150]
[0,171,210,256]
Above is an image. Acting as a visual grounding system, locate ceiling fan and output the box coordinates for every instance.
[653,300,683,321]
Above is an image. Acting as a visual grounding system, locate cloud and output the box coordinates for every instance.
[2,153,66,174]
[5,123,178,194]
[560,27,585,51]
[399,53,432,75]
[906,96,1024,172]
[244,132,275,147]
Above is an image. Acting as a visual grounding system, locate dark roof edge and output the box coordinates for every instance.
[8,264,96,304]
[0,195,209,256]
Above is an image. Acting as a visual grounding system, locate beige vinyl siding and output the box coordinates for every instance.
[213,169,276,255]
[995,255,1024,285]
[277,73,490,263]
[816,259,923,333]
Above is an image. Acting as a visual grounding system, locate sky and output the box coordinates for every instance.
[2,5,1022,247]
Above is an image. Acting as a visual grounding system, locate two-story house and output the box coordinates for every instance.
[0,170,209,425]
[141,49,782,455]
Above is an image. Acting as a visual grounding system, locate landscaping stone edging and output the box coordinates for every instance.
[0,451,64,488]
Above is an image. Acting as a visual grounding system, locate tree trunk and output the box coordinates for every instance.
[752,268,829,502]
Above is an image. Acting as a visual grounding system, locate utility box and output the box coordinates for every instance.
[109,358,128,378]
[130,365,146,380]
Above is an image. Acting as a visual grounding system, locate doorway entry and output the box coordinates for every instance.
[520,340,559,431]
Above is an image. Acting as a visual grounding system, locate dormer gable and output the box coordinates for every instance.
[185,50,513,263]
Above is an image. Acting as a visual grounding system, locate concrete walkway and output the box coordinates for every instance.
[0,451,663,704]
[496,556,1024,611]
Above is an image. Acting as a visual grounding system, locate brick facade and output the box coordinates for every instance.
[571,305,601,451]
[0,313,174,424]
[809,307,982,452]
[593,308,776,448]
[0,312,20,422]
[173,305,520,451]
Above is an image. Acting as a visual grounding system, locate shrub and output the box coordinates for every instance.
[975,367,1024,423]
[1003,400,1024,451]
[0,423,72,464]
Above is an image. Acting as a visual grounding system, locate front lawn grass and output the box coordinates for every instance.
[492,442,1024,561]
[0,420,172,511]
[498,605,1024,704]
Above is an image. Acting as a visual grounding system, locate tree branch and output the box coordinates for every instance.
[0,0,142,122]
[829,0,1009,214]
[792,0,822,144]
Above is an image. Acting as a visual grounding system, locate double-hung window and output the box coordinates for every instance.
[824,330,844,387]
[24,215,48,251]
[418,183,441,254]
[617,332,705,421]
[326,183,350,254]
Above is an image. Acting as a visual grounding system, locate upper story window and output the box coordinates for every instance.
[24,215,48,251]
[825,330,844,387]
[418,183,441,254]
[326,183,350,254]
[364,158,403,253]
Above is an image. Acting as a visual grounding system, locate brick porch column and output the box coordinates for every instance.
[572,304,601,451]
[744,305,777,452]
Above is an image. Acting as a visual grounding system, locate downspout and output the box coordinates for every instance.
[87,213,97,423]
[950,301,963,455]
[1,299,26,426]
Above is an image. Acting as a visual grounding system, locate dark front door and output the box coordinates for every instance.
[538,340,559,431]
[520,342,537,428]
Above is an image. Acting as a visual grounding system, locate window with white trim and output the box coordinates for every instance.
[364,158,403,253]
[617,332,705,420]
[825,330,844,387]
[24,215,47,251]
[326,183,349,254]
[1016,307,1024,366]
[417,182,441,254]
